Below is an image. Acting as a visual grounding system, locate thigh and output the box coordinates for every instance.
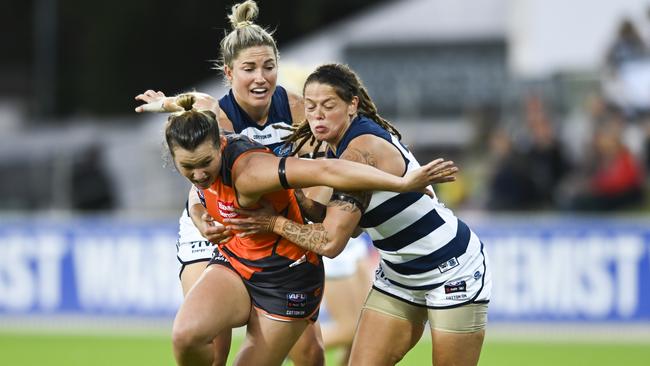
[173,265,250,342]
[179,261,209,296]
[234,309,310,366]
[428,304,488,366]
[348,290,427,366]
[179,260,233,365]
[321,264,370,348]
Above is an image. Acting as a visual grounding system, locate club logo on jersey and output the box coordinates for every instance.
[444,280,466,294]
[438,257,459,273]
[273,144,293,157]
[286,292,307,316]
[474,270,482,280]
[217,200,239,218]
[211,248,229,263]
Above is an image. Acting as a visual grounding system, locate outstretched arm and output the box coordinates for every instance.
[134,90,219,114]
[234,153,457,206]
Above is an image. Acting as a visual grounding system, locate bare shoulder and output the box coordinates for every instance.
[344,134,404,175]
[340,135,385,166]
[217,106,235,132]
[286,89,305,125]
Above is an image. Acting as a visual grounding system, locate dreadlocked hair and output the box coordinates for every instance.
[286,63,402,157]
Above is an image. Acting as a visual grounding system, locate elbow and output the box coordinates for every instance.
[321,237,347,258]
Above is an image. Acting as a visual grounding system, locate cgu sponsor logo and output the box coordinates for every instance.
[487,234,649,320]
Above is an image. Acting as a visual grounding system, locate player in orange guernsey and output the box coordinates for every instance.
[166,94,458,366]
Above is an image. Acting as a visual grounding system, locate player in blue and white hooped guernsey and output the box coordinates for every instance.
[227,63,491,366]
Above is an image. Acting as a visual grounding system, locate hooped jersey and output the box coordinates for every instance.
[219,85,294,157]
[200,134,319,279]
[328,116,476,290]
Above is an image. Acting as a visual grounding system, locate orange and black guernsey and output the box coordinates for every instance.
[201,134,324,321]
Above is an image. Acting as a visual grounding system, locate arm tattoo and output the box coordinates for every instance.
[335,147,374,211]
[279,220,329,255]
[340,147,378,167]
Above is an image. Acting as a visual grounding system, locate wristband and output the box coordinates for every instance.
[278,157,291,189]
[140,99,165,112]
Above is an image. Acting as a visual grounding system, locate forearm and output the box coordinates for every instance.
[272,216,344,258]
[295,159,404,192]
[187,186,206,228]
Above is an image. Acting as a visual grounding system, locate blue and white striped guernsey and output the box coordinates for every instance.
[328,115,477,290]
[218,85,294,157]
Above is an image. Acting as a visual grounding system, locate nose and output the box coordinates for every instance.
[253,69,266,83]
[313,106,325,120]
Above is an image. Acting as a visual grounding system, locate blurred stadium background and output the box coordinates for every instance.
[2,0,650,365]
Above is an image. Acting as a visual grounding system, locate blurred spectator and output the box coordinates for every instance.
[70,144,115,211]
[520,94,569,209]
[603,18,650,116]
[564,110,645,211]
[485,127,537,210]
[606,19,647,71]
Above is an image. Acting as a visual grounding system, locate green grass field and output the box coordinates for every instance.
[1,331,649,366]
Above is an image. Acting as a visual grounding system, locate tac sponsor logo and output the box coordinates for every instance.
[217,200,239,218]
[444,280,466,294]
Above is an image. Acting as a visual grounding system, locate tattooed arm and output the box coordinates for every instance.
[225,197,363,258]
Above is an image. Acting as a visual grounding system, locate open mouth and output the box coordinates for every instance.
[251,87,268,97]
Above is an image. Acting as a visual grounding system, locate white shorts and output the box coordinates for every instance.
[373,233,491,309]
[176,208,215,265]
[323,233,370,279]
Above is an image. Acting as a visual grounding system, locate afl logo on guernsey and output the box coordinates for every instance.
[217,200,239,218]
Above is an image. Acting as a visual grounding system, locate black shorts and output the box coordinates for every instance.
[209,246,324,322]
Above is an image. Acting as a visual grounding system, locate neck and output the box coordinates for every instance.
[328,116,356,155]
[233,92,271,126]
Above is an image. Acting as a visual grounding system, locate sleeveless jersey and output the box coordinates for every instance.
[219,85,294,157]
[200,134,319,280]
[328,116,477,290]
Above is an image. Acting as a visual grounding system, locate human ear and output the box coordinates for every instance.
[224,65,233,82]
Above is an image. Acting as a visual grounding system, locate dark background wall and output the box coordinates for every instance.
[2,0,391,119]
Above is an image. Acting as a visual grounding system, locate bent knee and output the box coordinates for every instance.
[291,341,324,366]
[172,322,211,352]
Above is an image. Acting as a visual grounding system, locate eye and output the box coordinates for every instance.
[305,103,316,111]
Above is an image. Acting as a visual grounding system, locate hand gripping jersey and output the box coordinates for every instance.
[328,116,490,308]
[200,134,320,280]
[219,85,294,157]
